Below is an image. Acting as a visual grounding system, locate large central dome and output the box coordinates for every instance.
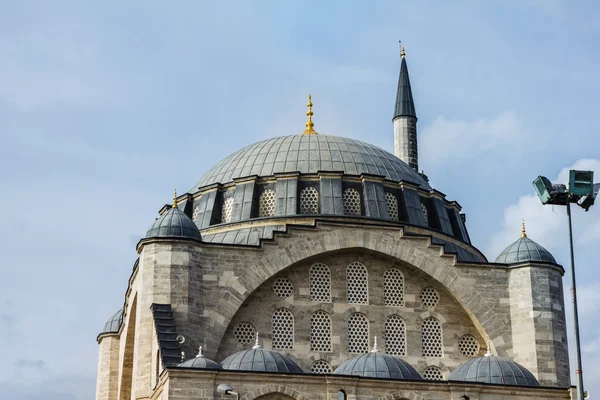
[191,134,430,191]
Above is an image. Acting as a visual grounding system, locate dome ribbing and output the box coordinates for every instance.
[333,352,422,380]
[449,355,540,387]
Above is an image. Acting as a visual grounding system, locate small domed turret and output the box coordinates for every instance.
[495,221,556,264]
[178,346,220,369]
[100,308,123,334]
[145,190,201,240]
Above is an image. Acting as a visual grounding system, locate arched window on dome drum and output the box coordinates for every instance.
[420,201,429,226]
[342,188,362,216]
[421,317,443,357]
[347,313,369,353]
[423,366,444,380]
[309,263,331,302]
[310,310,332,352]
[258,189,276,217]
[272,308,294,350]
[384,268,404,306]
[347,261,368,304]
[300,187,319,214]
[221,197,234,223]
[384,315,406,356]
[385,192,399,221]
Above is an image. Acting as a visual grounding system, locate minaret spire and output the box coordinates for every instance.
[302,94,318,135]
[173,188,178,209]
[393,42,418,171]
[521,219,527,238]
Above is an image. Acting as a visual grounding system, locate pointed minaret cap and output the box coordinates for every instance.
[401,42,406,58]
[484,340,493,357]
[521,219,527,238]
[370,336,379,353]
[252,332,261,349]
[173,188,178,209]
[393,42,416,120]
[302,94,318,135]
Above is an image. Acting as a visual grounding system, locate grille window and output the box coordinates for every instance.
[258,189,276,217]
[310,311,332,352]
[384,315,406,356]
[384,268,404,306]
[423,366,444,380]
[420,287,440,308]
[347,262,368,304]
[222,197,234,223]
[272,308,294,349]
[233,322,256,345]
[385,192,399,221]
[192,205,200,222]
[309,263,331,302]
[310,360,332,374]
[300,187,319,214]
[343,188,361,216]
[347,313,369,353]
[421,201,429,225]
[421,317,443,357]
[272,277,294,298]
[458,335,480,357]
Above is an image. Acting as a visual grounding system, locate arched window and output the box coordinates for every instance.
[337,390,347,400]
[347,313,369,353]
[258,189,276,217]
[421,201,429,225]
[384,315,406,356]
[342,188,361,216]
[384,268,404,306]
[420,287,440,307]
[272,277,294,298]
[385,192,399,221]
[310,311,332,352]
[300,187,319,214]
[272,308,294,349]
[458,334,480,357]
[192,205,200,222]
[222,197,234,223]
[347,261,368,304]
[310,359,332,374]
[233,322,256,345]
[309,263,331,302]
[421,317,443,357]
[423,366,444,380]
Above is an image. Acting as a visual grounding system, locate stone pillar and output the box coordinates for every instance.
[95,336,120,400]
[508,265,570,387]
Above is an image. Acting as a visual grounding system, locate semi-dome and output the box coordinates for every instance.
[178,347,220,370]
[333,340,422,380]
[221,338,302,373]
[191,134,431,191]
[146,196,201,240]
[101,308,123,334]
[495,222,556,264]
[449,352,539,387]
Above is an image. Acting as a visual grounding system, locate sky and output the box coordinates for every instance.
[0,0,599,399]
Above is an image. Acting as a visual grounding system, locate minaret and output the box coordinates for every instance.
[393,43,418,171]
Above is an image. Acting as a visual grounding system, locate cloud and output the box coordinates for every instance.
[14,360,48,370]
[420,111,526,168]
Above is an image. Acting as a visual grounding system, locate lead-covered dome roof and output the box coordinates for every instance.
[146,206,201,240]
[333,351,422,380]
[495,223,555,264]
[191,134,431,191]
[100,308,123,334]
[179,347,220,370]
[221,348,303,373]
[449,355,540,387]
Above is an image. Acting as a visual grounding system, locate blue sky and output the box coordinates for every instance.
[0,1,599,398]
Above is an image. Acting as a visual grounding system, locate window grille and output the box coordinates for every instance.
[385,192,399,221]
[458,335,480,357]
[222,197,234,223]
[420,287,440,308]
[421,201,429,225]
[272,277,294,298]
[384,315,406,356]
[192,205,200,222]
[310,311,332,352]
[343,188,361,216]
[347,313,369,353]
[347,262,368,304]
[258,189,276,217]
[233,322,256,345]
[310,360,332,374]
[384,268,404,306]
[421,317,443,357]
[309,263,331,302]
[300,187,319,214]
[423,366,444,380]
[272,308,294,349]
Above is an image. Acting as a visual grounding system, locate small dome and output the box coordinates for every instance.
[179,347,220,370]
[146,205,201,240]
[333,340,422,380]
[496,221,555,264]
[449,355,539,387]
[101,308,123,334]
[221,336,302,373]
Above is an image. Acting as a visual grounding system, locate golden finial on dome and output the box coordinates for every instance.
[302,94,318,135]
[173,188,178,209]
[521,219,527,238]
[401,42,406,58]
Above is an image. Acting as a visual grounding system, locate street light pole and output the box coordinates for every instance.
[566,199,585,400]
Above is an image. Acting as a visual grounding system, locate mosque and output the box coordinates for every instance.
[95,45,576,400]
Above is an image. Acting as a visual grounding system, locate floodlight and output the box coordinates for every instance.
[569,170,594,196]
[217,384,234,395]
[532,176,568,205]
[578,183,600,211]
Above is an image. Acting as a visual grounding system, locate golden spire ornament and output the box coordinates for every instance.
[173,188,178,209]
[401,42,406,58]
[521,219,527,238]
[302,94,318,135]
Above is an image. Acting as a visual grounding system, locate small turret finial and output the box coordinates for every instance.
[173,189,178,209]
[302,94,318,135]
[252,332,261,349]
[521,219,527,238]
[485,340,492,357]
[401,42,406,58]
[196,346,203,358]
[181,351,186,362]
[371,336,379,353]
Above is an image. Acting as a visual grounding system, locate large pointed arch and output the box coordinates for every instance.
[119,294,137,400]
